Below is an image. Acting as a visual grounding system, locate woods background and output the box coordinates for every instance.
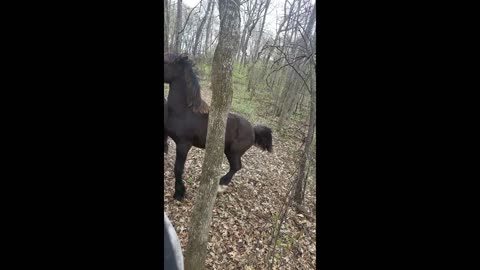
[164,0,317,269]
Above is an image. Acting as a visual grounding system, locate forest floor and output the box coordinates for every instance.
[164,81,316,270]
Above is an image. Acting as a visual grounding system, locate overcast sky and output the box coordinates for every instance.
[181,0,305,38]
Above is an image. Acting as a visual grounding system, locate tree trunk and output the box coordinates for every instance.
[293,1,316,205]
[183,0,241,269]
[263,17,285,65]
[251,0,270,62]
[193,0,213,58]
[275,69,293,116]
[173,0,183,53]
[237,18,250,61]
[204,0,215,56]
[240,1,263,67]
[246,0,270,94]
[304,2,316,39]
[287,79,304,116]
[293,70,315,205]
[276,82,296,132]
[261,0,291,85]
[164,0,170,52]
[236,0,260,62]
[278,0,316,131]
[240,25,253,66]
[294,91,305,114]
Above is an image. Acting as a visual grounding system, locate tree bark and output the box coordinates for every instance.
[240,19,259,67]
[193,0,213,58]
[164,0,170,52]
[183,0,241,269]
[236,0,260,62]
[240,0,264,67]
[294,91,305,114]
[293,1,316,205]
[173,0,183,53]
[293,68,315,205]
[204,0,215,56]
[251,0,270,63]
[260,0,291,87]
[237,15,250,61]
[277,0,316,132]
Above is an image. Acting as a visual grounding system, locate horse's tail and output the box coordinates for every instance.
[253,125,273,152]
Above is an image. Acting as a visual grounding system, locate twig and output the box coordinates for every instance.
[292,202,315,221]
[265,154,305,269]
[178,0,203,36]
[272,46,312,94]
[295,18,315,54]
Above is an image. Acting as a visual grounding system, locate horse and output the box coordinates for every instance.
[164,98,168,153]
[163,53,273,201]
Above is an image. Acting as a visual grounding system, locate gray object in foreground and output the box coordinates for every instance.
[164,212,184,270]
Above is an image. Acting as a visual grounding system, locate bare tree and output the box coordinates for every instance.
[183,0,241,269]
[192,0,214,58]
[293,63,315,205]
[164,0,170,52]
[203,0,216,56]
[238,0,267,66]
[179,1,203,53]
[293,1,316,205]
[173,0,183,53]
[258,0,295,96]
[244,0,271,95]
[251,0,271,63]
[274,0,315,132]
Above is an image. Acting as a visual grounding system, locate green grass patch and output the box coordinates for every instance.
[164,83,169,97]
[291,109,309,122]
[231,86,256,120]
[195,60,212,81]
[197,61,259,122]
[165,61,272,124]
[230,62,260,121]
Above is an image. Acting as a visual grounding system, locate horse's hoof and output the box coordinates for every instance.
[217,185,228,193]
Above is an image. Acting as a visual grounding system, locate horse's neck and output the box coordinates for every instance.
[167,80,188,113]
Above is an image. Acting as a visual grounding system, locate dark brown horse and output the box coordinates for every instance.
[163,53,273,201]
[164,98,168,153]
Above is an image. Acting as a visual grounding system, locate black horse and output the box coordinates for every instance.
[164,53,273,201]
[164,98,168,153]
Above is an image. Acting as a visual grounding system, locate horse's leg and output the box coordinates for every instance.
[218,150,242,193]
[164,133,169,153]
[173,142,192,201]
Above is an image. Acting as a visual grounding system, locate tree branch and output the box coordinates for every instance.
[295,18,315,53]
[272,46,312,94]
[178,0,203,36]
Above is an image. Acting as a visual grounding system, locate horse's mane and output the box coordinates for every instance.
[164,53,209,114]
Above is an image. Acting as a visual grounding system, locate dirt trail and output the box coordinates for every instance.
[164,86,316,269]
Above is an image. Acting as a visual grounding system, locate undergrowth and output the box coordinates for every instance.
[164,60,308,131]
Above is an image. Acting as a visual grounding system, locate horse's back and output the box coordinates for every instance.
[225,113,254,147]
[166,110,255,151]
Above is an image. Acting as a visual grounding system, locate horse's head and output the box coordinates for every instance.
[163,53,189,83]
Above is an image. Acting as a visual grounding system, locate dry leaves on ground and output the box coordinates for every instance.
[164,87,316,270]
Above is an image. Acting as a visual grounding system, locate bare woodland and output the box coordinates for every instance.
[164,0,317,269]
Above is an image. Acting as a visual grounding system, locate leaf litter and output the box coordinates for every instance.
[164,87,316,270]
